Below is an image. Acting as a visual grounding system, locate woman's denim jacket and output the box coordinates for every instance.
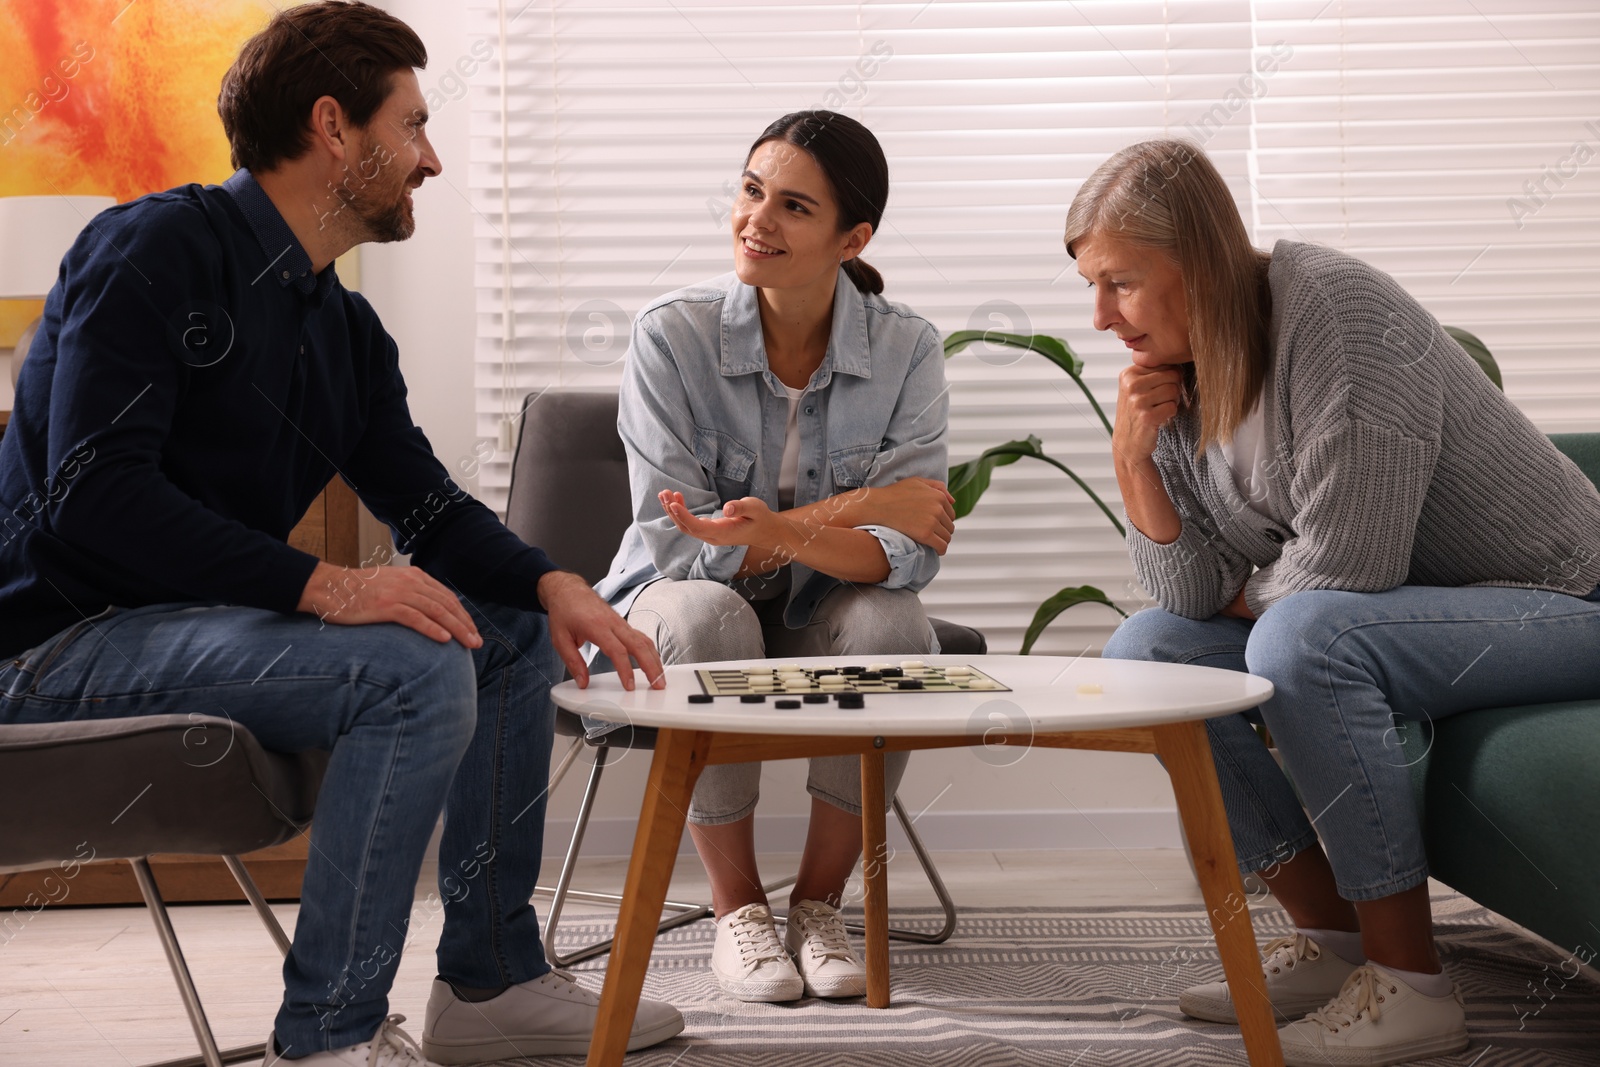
[594,268,948,629]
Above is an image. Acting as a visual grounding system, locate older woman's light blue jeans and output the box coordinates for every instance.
[1103,584,1600,901]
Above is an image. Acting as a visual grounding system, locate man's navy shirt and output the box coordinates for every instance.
[0,170,557,659]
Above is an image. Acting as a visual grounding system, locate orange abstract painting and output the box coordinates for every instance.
[0,0,275,344]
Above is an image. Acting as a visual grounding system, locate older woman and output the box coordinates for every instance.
[1071,141,1600,1066]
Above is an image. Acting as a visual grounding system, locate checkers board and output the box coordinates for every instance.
[695,663,1010,697]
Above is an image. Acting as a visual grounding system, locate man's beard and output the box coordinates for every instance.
[350,177,415,243]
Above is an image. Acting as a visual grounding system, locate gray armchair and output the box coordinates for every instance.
[506,386,971,965]
[0,714,325,1067]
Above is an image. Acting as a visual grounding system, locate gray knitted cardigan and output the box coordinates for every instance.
[1127,239,1600,620]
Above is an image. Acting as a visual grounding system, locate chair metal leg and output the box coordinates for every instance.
[840,796,958,944]
[221,855,291,957]
[129,858,265,1067]
[535,746,711,967]
[761,874,798,896]
[540,744,611,966]
[547,734,586,796]
[140,1042,268,1067]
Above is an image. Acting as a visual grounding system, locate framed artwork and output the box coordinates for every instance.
[0,0,272,346]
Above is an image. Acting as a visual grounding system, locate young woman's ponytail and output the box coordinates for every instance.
[841,256,884,295]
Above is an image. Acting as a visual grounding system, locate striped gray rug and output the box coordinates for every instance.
[538,895,1599,1066]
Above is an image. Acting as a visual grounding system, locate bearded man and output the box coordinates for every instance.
[0,3,680,1064]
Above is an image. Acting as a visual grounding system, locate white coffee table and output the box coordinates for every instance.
[553,653,1282,1067]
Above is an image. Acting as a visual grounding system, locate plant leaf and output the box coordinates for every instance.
[1443,325,1502,391]
[1019,585,1127,654]
[949,437,1125,536]
[943,330,1085,378]
[945,329,1110,434]
[947,437,1044,519]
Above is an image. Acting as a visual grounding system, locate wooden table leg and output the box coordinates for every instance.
[1153,720,1285,1067]
[859,749,890,1008]
[585,727,712,1067]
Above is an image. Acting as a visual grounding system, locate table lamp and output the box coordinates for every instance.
[0,194,118,388]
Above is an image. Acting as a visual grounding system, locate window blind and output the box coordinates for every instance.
[1250,0,1600,431]
[466,0,1599,655]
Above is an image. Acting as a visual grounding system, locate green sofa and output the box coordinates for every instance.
[1396,431,1600,960]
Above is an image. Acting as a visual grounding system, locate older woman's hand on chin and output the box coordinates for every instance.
[1111,362,1187,546]
[1114,363,1185,463]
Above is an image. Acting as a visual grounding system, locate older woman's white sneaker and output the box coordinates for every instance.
[784,899,867,998]
[712,902,804,1002]
[1180,932,1359,1024]
[1277,964,1468,1066]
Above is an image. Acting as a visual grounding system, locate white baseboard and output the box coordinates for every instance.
[538,808,1185,857]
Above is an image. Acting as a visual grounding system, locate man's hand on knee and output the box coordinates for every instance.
[538,570,666,691]
[298,561,482,648]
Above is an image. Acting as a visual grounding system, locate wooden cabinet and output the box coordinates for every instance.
[288,475,393,570]
[0,462,393,905]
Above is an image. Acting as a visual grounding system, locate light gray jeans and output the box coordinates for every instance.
[627,576,935,825]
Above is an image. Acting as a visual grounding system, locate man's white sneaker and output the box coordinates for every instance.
[1275,964,1468,1066]
[1180,933,1360,1024]
[783,899,867,999]
[420,970,683,1063]
[265,1015,437,1066]
[711,902,804,1002]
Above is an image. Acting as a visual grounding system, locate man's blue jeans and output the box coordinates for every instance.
[0,597,559,1055]
[1103,585,1600,902]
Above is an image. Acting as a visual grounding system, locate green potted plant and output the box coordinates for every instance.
[943,330,1127,653]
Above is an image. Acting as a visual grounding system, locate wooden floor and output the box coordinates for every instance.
[0,849,1210,1066]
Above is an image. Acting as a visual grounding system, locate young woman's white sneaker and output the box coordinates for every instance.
[711,902,804,1002]
[784,899,868,998]
[1180,932,1359,1024]
[1277,964,1469,1066]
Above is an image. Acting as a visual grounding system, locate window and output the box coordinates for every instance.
[468,0,1599,653]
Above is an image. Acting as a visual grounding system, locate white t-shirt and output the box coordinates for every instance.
[1219,396,1274,520]
[776,384,805,510]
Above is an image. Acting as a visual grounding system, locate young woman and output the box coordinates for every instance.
[1069,141,1600,1066]
[594,111,953,1003]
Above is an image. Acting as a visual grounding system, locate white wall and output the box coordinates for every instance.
[364,0,1182,855]
[360,3,482,493]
